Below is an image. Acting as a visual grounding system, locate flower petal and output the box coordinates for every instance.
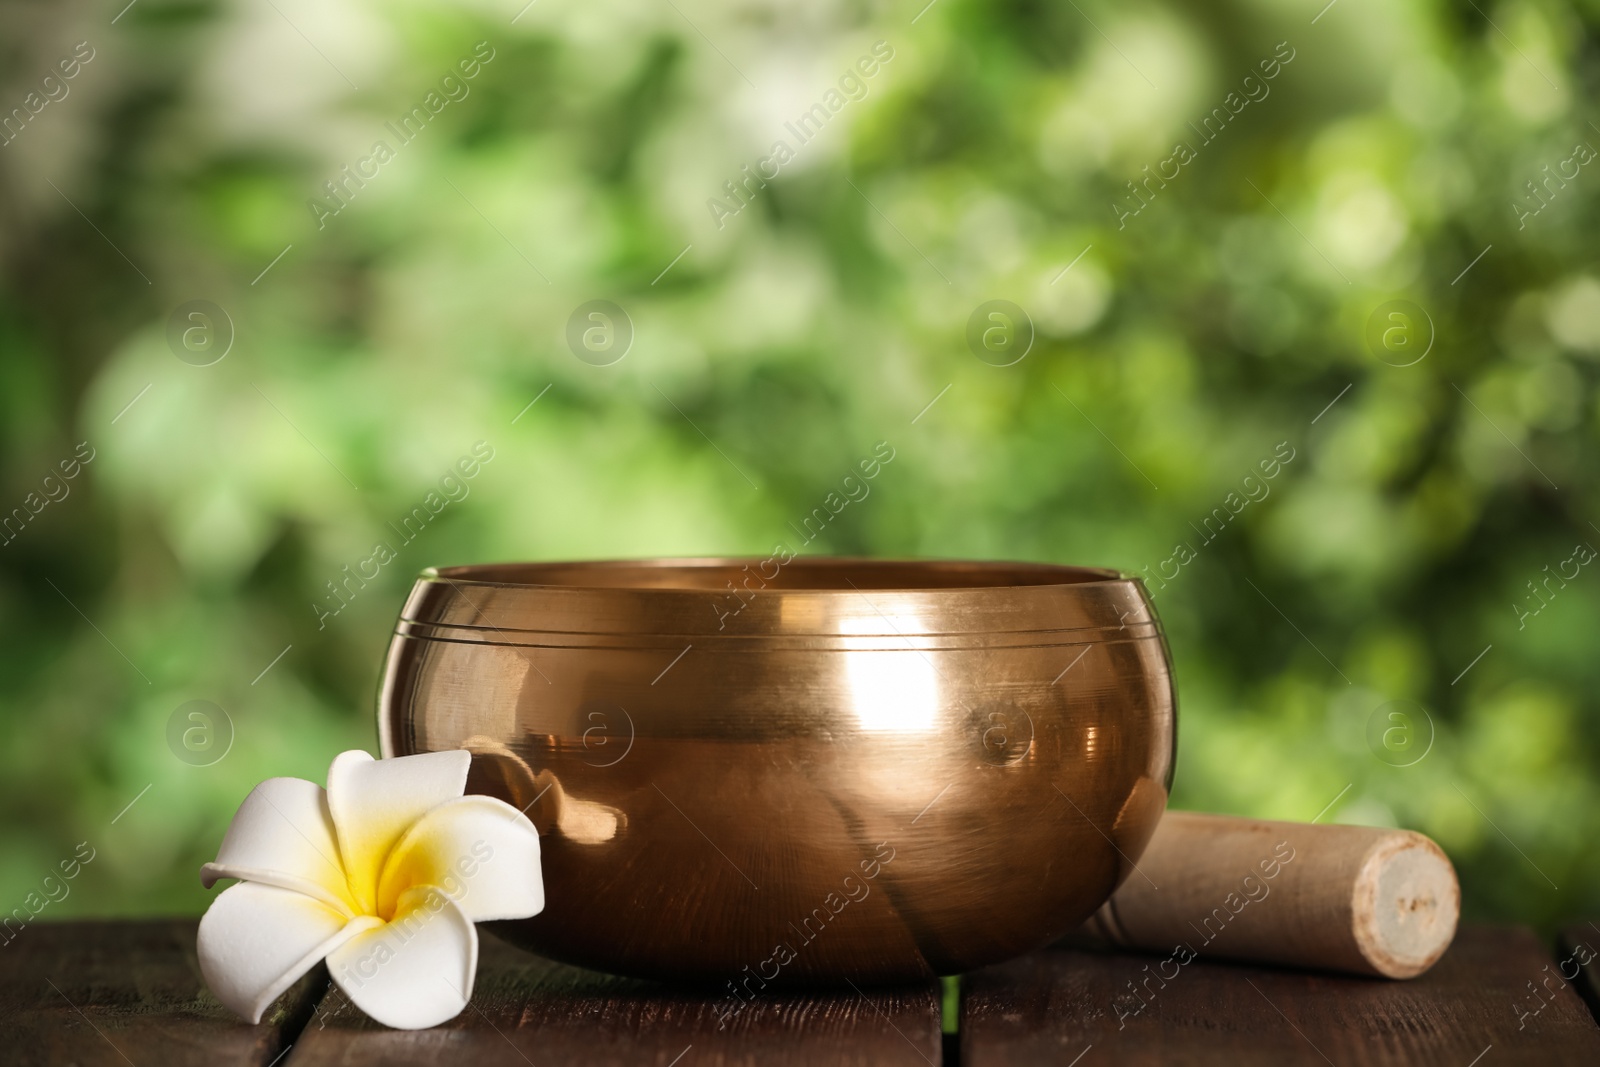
[197,881,377,1024]
[200,776,355,915]
[377,795,544,923]
[326,886,478,1030]
[326,749,471,913]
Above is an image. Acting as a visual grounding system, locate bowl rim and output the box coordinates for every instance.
[420,556,1132,594]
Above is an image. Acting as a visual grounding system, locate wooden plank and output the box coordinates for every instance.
[0,918,319,1067]
[288,930,941,1066]
[1557,923,1600,1024]
[962,924,1600,1066]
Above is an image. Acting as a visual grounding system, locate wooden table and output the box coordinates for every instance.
[4,921,1598,1065]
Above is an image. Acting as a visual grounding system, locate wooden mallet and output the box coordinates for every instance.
[1076,811,1460,979]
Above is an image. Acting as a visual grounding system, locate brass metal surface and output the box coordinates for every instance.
[378,558,1176,985]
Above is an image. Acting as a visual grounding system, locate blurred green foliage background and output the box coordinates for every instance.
[1,0,1597,934]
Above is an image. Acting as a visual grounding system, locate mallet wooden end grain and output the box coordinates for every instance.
[1078,811,1460,979]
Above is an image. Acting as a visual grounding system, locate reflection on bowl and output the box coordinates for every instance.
[378,558,1176,984]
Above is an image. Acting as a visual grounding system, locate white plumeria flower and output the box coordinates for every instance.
[197,749,543,1030]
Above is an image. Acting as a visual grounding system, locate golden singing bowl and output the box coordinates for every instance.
[378,558,1176,985]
